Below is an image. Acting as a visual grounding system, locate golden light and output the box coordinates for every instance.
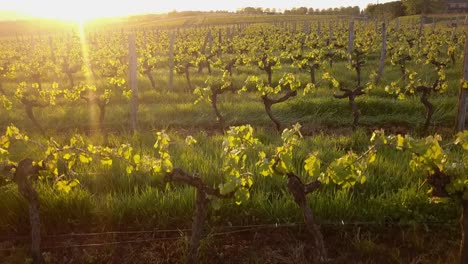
[8,0,137,22]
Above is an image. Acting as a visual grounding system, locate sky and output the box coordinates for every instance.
[0,0,395,21]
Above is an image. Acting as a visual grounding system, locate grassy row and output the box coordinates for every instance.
[0,128,458,235]
[0,56,462,136]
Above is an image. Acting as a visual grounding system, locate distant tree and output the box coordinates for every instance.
[237,7,264,14]
[282,6,360,16]
[401,0,445,15]
[297,7,308,15]
[365,1,405,19]
[286,7,308,15]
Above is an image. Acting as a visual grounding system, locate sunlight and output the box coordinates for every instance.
[76,22,100,135]
[9,0,134,22]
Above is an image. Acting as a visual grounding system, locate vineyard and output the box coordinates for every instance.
[0,15,468,263]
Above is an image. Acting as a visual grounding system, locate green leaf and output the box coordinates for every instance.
[360,175,367,184]
[133,154,141,164]
[455,131,468,150]
[55,179,79,193]
[304,153,320,179]
[79,154,91,163]
[368,151,376,164]
[396,134,405,150]
[234,188,250,205]
[211,198,222,210]
[185,136,197,146]
[100,157,112,166]
[63,153,72,160]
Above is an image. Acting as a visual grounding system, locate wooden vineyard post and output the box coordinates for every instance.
[218,28,222,57]
[128,34,138,132]
[451,18,458,42]
[48,35,55,64]
[348,19,354,63]
[418,16,424,38]
[207,30,213,54]
[376,22,387,83]
[231,25,236,37]
[457,31,468,131]
[328,21,333,44]
[348,19,354,53]
[461,201,468,264]
[168,31,175,92]
[395,17,399,32]
[30,35,35,49]
[199,30,213,73]
[317,21,321,36]
[227,27,232,40]
[302,22,308,35]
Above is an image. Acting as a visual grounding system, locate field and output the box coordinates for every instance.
[0,13,467,263]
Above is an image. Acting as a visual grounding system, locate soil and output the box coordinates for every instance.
[0,225,460,264]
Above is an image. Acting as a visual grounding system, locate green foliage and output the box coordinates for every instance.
[401,0,445,15]
[221,125,259,204]
[257,123,375,189]
[372,130,468,200]
[15,81,61,105]
[244,72,301,96]
[194,70,233,104]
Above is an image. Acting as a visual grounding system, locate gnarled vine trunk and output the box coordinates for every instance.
[309,66,316,84]
[333,87,365,130]
[0,82,4,95]
[65,71,74,88]
[185,64,193,92]
[286,173,327,263]
[416,86,434,133]
[80,93,107,134]
[210,90,225,131]
[167,169,234,264]
[13,159,44,264]
[21,98,48,135]
[146,72,156,91]
[262,90,297,132]
[461,200,468,264]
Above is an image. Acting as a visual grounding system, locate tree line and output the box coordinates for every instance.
[365,0,452,19]
[238,1,455,19]
[236,6,361,16]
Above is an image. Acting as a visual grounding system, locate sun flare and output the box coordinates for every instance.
[7,0,134,22]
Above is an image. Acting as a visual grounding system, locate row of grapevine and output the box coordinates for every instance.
[1,124,467,263]
[1,19,466,134]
